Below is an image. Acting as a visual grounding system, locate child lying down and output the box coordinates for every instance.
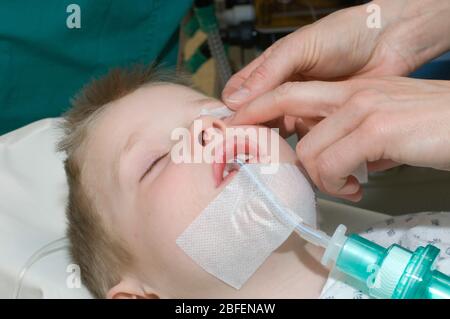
[58,64,450,299]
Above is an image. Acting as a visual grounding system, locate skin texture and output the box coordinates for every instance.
[221,0,450,202]
[81,83,328,299]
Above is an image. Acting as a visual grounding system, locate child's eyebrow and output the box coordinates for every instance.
[123,131,140,154]
[112,131,141,186]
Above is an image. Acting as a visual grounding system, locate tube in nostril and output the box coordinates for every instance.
[199,107,234,119]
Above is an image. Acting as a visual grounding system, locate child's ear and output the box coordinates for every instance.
[107,275,160,299]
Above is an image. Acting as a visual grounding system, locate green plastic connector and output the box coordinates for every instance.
[335,234,450,299]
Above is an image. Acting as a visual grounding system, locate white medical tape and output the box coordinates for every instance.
[176,163,316,289]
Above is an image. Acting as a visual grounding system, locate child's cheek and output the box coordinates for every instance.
[137,163,224,290]
[145,162,216,242]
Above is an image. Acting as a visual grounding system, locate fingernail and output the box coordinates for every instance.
[225,87,250,103]
[339,180,360,195]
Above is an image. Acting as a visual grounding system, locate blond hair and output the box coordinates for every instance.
[58,64,190,298]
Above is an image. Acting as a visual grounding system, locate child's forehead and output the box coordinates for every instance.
[138,83,206,101]
[109,83,217,114]
[86,83,222,159]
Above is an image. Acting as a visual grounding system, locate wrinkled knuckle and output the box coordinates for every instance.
[273,82,297,110]
[250,63,271,83]
[281,35,298,52]
[348,89,374,106]
[316,155,336,185]
[296,140,311,165]
[275,81,295,98]
[230,72,246,85]
[346,89,380,113]
[359,88,381,101]
[361,113,386,140]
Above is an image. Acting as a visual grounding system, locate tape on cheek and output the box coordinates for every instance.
[176,163,316,289]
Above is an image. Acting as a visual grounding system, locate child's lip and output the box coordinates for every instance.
[212,163,238,188]
[212,137,262,188]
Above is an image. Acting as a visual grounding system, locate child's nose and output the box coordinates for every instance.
[189,115,227,148]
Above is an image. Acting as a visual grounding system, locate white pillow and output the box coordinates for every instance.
[0,118,92,298]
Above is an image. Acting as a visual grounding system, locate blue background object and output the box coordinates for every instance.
[410,52,450,80]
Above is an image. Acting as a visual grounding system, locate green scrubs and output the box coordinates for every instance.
[0,0,193,134]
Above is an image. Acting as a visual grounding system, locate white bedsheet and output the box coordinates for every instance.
[0,118,91,298]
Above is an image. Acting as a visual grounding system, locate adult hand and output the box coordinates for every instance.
[222,0,450,131]
[230,77,450,202]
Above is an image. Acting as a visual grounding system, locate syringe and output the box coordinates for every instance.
[236,160,450,299]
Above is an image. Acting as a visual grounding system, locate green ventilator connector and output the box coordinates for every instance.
[235,160,450,299]
[321,225,450,299]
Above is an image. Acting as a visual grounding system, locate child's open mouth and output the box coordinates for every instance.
[212,138,261,188]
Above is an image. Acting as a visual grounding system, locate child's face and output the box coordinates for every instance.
[83,84,304,298]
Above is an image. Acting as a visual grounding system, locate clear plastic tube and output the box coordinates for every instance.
[177,162,314,288]
[236,160,450,299]
[13,237,69,299]
[236,160,331,248]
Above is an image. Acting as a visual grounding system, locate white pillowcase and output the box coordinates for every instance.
[0,118,92,298]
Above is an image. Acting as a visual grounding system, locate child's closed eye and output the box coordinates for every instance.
[140,152,169,182]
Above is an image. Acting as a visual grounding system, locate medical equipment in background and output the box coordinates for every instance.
[235,159,450,299]
[184,1,368,87]
[218,0,368,49]
[194,0,233,89]
[185,40,212,74]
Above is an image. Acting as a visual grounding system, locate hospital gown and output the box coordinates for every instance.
[319,212,450,299]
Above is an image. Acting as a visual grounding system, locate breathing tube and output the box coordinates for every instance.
[235,160,450,299]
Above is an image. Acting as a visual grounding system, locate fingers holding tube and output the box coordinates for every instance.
[296,90,390,199]
[226,75,396,200]
[296,89,381,171]
[300,110,387,199]
[229,81,351,126]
